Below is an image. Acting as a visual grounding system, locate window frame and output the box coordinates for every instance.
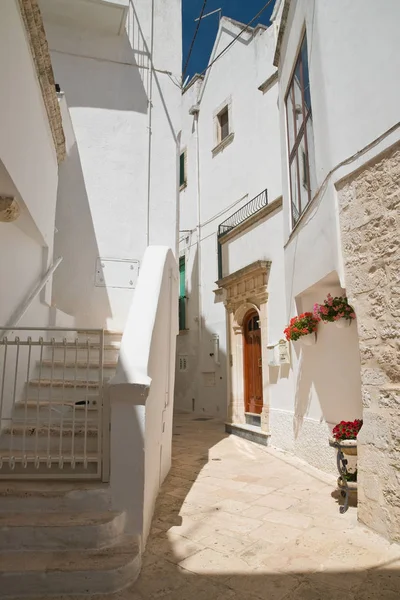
[285,33,313,227]
[212,97,234,157]
[179,255,186,331]
[179,148,187,190]
[217,106,230,143]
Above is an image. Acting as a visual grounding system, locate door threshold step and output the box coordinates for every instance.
[225,422,270,446]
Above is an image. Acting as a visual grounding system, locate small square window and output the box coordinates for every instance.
[179,150,187,188]
[217,107,229,142]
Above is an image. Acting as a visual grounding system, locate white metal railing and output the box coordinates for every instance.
[0,257,63,341]
[0,327,107,480]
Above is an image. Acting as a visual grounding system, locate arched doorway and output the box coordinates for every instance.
[243,310,263,414]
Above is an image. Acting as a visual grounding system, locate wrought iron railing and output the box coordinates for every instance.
[218,189,268,238]
[0,327,112,480]
[217,189,268,279]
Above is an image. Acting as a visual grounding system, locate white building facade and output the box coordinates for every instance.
[0,1,182,585]
[176,3,400,546]
[273,0,400,541]
[175,18,287,444]
[39,0,181,330]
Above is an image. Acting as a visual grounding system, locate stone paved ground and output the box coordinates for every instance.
[126,413,400,600]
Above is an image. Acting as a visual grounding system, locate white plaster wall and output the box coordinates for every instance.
[272,0,400,473]
[0,0,59,250]
[109,246,178,546]
[42,0,181,329]
[175,20,283,419]
[278,0,400,300]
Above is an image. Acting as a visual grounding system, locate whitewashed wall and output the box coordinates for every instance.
[273,0,400,473]
[40,0,182,330]
[0,0,60,329]
[109,246,178,547]
[176,20,283,419]
[277,0,400,298]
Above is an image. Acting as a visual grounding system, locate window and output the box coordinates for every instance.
[179,256,186,330]
[212,99,234,156]
[217,107,229,142]
[179,150,187,188]
[285,34,315,226]
[178,355,188,372]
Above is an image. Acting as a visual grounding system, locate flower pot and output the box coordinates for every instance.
[337,477,357,493]
[299,332,316,346]
[329,437,357,455]
[335,318,352,329]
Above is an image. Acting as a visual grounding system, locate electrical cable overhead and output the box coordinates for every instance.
[182,0,208,82]
[199,0,275,78]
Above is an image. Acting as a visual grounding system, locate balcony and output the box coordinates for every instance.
[39,0,129,35]
[218,189,268,239]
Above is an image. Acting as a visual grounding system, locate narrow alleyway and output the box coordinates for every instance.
[124,413,400,600]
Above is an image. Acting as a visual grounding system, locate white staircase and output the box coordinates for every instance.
[0,329,142,597]
[0,481,141,598]
[0,329,120,477]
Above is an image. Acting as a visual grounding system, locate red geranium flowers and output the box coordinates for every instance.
[332,419,363,441]
[284,312,320,342]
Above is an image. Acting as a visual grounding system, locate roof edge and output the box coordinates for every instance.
[18,0,65,163]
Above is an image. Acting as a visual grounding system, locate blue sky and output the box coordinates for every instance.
[182,0,276,80]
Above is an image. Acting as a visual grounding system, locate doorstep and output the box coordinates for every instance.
[225,422,270,446]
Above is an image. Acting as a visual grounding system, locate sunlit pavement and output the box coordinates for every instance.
[122,413,400,599]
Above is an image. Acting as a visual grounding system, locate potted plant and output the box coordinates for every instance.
[314,294,356,328]
[338,470,358,493]
[284,312,320,346]
[329,419,363,455]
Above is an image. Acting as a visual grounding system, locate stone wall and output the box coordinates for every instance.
[337,141,400,542]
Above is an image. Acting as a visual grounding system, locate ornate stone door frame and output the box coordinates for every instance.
[217,261,271,432]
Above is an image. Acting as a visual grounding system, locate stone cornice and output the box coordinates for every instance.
[273,0,291,68]
[216,260,271,290]
[18,0,65,164]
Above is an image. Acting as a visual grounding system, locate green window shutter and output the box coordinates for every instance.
[179,256,186,330]
[179,152,186,187]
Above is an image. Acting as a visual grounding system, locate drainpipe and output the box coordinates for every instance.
[146,0,155,247]
[189,104,202,391]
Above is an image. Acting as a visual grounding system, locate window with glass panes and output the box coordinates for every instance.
[217,107,229,142]
[179,151,187,188]
[179,256,186,330]
[285,35,315,226]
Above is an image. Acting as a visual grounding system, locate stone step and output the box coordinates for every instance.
[0,425,99,453]
[40,359,117,369]
[0,481,112,513]
[26,379,101,401]
[0,536,140,598]
[0,451,99,477]
[12,399,99,423]
[48,344,120,362]
[29,379,100,389]
[0,510,126,551]
[77,330,123,340]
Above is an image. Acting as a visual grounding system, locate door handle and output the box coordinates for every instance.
[258,358,262,367]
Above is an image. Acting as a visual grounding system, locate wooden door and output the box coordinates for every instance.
[244,312,263,414]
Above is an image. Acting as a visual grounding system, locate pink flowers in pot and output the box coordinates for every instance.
[313,294,356,323]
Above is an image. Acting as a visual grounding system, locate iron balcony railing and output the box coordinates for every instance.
[217,189,268,279]
[218,189,268,238]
